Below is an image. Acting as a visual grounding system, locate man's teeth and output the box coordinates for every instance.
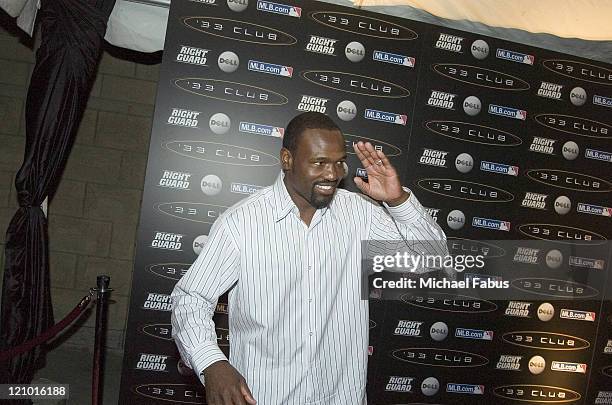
[316,185,333,190]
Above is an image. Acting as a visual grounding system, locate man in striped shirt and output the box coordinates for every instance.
[171,112,449,405]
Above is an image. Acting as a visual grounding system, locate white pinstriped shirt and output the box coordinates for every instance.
[171,172,448,405]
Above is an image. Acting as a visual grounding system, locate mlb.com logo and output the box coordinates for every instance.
[480,161,519,176]
[455,328,494,341]
[364,109,407,125]
[488,104,527,120]
[496,48,534,65]
[239,121,284,138]
[257,0,301,17]
[446,383,484,395]
[472,217,510,232]
[248,60,293,77]
[372,50,415,67]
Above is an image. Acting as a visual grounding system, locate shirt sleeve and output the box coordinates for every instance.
[367,187,453,277]
[171,214,241,381]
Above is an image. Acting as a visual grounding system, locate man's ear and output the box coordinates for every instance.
[280,147,292,171]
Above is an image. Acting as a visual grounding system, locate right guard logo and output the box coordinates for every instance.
[168,108,201,128]
[427,90,456,110]
[493,385,581,402]
[521,193,547,210]
[175,45,209,66]
[419,148,448,168]
[529,137,556,155]
[537,81,563,99]
[305,35,336,55]
[435,33,463,52]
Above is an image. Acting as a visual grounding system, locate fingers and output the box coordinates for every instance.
[240,382,257,404]
[353,141,388,173]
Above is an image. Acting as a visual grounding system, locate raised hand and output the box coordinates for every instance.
[353,141,409,206]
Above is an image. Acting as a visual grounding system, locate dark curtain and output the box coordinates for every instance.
[0,0,116,395]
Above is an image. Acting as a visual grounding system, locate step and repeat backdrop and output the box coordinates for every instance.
[118,0,612,403]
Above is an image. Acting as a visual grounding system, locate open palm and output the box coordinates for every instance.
[352,141,404,203]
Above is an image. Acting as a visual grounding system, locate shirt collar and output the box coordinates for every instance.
[271,171,334,222]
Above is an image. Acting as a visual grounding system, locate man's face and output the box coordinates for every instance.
[282,128,347,209]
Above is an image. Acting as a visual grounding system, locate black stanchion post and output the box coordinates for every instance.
[92,275,111,405]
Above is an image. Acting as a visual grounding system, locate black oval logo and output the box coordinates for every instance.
[369,319,377,329]
[447,237,505,258]
[425,120,522,147]
[493,384,581,402]
[512,278,599,298]
[401,292,497,313]
[526,169,612,193]
[518,224,607,245]
[148,263,191,281]
[301,70,409,98]
[392,348,488,367]
[182,17,296,45]
[141,324,173,341]
[345,134,401,157]
[603,365,612,378]
[535,114,612,139]
[502,331,590,351]
[165,141,280,167]
[417,178,514,203]
[310,11,417,40]
[543,59,612,86]
[174,78,288,105]
[432,64,530,90]
[157,202,227,224]
[134,383,204,404]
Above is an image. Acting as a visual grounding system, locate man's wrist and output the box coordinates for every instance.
[385,190,410,207]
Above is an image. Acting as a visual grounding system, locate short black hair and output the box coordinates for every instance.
[282,112,341,154]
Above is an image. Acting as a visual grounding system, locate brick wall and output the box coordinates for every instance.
[0,16,160,354]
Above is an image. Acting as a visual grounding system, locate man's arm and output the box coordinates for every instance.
[369,189,452,275]
[352,141,452,277]
[171,216,257,404]
[171,216,239,375]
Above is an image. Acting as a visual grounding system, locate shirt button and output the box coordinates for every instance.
[309,332,313,336]
[308,265,312,270]
[308,299,312,303]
